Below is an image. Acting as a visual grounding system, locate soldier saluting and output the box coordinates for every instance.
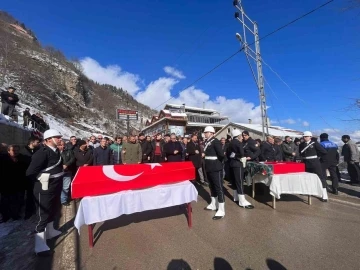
[203,126,225,220]
[26,129,65,254]
[299,131,328,202]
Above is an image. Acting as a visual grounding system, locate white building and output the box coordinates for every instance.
[163,103,229,135]
[215,122,304,140]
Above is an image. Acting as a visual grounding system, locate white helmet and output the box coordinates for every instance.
[43,129,62,139]
[204,126,215,133]
[231,129,241,137]
[303,131,312,137]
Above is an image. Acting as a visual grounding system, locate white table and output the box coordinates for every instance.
[249,172,324,209]
[74,181,198,247]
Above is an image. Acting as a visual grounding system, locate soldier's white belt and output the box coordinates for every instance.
[205,156,217,160]
[49,172,65,178]
[303,155,318,160]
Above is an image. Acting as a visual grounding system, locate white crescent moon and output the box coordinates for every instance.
[102,165,143,181]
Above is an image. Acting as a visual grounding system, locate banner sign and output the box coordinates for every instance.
[117,109,138,120]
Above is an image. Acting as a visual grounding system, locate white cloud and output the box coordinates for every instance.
[280,118,296,124]
[163,66,186,79]
[80,57,263,124]
[302,121,310,127]
[80,57,141,95]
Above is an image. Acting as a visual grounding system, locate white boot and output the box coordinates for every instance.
[46,222,62,239]
[205,197,218,211]
[35,232,50,254]
[322,188,328,202]
[233,190,238,201]
[213,202,225,220]
[238,194,254,209]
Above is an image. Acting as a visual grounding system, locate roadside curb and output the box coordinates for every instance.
[58,201,77,270]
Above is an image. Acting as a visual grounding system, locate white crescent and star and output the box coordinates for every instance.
[102,163,162,182]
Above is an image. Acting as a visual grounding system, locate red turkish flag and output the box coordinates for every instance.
[71,162,195,198]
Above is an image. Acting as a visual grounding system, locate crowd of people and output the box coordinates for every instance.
[0,121,359,254]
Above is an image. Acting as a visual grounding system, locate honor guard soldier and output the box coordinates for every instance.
[26,129,65,254]
[203,126,225,220]
[227,129,254,209]
[299,131,328,202]
[241,130,261,161]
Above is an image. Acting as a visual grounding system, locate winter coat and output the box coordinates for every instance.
[341,140,360,163]
[282,141,297,161]
[164,141,183,162]
[110,143,122,164]
[74,148,93,167]
[139,140,152,162]
[121,142,142,164]
[0,154,27,193]
[260,142,276,162]
[320,140,339,166]
[93,146,113,166]
[186,141,202,168]
[151,140,165,161]
[20,145,39,166]
[0,90,19,105]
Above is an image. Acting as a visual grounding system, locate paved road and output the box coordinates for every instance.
[76,183,360,270]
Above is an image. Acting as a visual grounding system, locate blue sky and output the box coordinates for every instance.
[2,0,360,140]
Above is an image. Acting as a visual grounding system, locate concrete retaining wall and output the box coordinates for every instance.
[0,123,32,146]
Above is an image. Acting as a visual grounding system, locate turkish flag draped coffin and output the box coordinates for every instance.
[71,162,195,198]
[264,162,305,174]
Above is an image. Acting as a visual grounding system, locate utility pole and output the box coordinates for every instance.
[126,115,130,136]
[233,0,269,140]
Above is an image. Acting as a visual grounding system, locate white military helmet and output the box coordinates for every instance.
[43,129,62,139]
[231,129,241,137]
[204,126,215,133]
[303,131,312,137]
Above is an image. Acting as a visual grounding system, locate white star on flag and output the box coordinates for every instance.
[145,163,162,169]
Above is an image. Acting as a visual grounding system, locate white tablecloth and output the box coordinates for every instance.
[74,181,198,233]
[252,172,324,199]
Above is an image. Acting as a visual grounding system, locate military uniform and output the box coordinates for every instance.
[299,140,327,188]
[227,138,245,195]
[204,136,225,202]
[26,145,64,233]
[243,138,261,161]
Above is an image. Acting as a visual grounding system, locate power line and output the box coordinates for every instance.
[153,0,334,110]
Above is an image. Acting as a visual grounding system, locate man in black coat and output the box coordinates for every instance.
[138,133,152,163]
[151,133,165,163]
[1,87,19,118]
[93,138,113,165]
[260,136,276,162]
[242,131,261,161]
[186,134,207,186]
[74,140,93,168]
[164,133,183,162]
[227,129,254,209]
[20,137,40,219]
[203,126,225,220]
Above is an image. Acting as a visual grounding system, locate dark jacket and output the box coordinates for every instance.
[299,141,327,168]
[260,142,276,162]
[243,138,261,161]
[1,91,19,105]
[282,141,297,161]
[227,138,245,168]
[139,140,153,162]
[320,140,339,165]
[93,146,113,166]
[0,154,28,193]
[20,145,39,166]
[151,140,165,161]
[204,137,224,172]
[74,148,93,167]
[274,144,283,161]
[60,148,75,175]
[164,141,183,162]
[186,141,202,168]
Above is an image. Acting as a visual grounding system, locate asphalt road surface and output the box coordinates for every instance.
[77,184,360,270]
